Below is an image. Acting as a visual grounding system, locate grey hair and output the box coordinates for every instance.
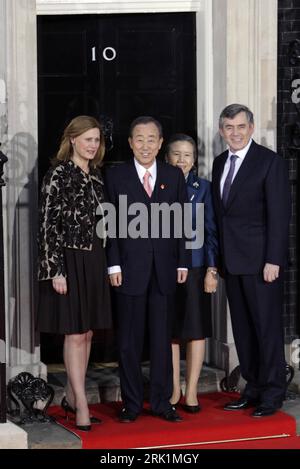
[219,104,254,128]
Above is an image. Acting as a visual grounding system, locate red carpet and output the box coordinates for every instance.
[48,392,299,449]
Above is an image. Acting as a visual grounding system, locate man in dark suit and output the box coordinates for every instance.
[105,116,189,422]
[212,104,291,417]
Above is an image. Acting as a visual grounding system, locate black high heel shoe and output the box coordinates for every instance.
[61,396,102,424]
[75,423,91,432]
[75,407,92,431]
[61,399,91,431]
[61,396,75,419]
[182,403,201,413]
[170,391,183,408]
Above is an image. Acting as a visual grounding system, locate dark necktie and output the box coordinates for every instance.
[222,154,237,206]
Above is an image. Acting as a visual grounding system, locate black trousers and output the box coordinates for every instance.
[225,272,286,407]
[116,271,173,414]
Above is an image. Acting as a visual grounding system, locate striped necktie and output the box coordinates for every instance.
[222,154,237,206]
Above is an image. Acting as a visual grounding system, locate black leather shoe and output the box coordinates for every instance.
[224,397,259,410]
[76,424,91,432]
[252,406,277,417]
[155,407,183,422]
[119,408,138,423]
[182,403,201,413]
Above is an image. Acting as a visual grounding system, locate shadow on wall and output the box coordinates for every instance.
[261,96,277,151]
[198,130,225,180]
[6,132,39,356]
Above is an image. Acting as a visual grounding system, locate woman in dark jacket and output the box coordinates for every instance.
[166,134,218,412]
[38,115,112,431]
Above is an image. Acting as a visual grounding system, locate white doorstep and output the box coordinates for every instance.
[0,421,28,449]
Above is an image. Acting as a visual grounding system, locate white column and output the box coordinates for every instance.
[1,0,46,381]
[209,0,278,375]
[210,0,277,153]
[226,0,278,148]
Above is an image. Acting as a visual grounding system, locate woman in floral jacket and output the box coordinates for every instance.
[38,115,112,431]
[166,134,218,413]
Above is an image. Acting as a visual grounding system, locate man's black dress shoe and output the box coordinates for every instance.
[224,397,259,411]
[119,408,138,423]
[251,406,277,417]
[182,403,201,413]
[153,407,183,422]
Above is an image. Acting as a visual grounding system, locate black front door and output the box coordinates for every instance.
[37,12,197,363]
[38,12,197,175]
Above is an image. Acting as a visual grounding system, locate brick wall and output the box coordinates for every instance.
[278,0,300,343]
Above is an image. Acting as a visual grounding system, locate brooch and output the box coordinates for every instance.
[160,184,165,189]
[192,181,199,188]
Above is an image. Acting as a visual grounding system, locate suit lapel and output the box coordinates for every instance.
[123,159,170,203]
[186,172,200,201]
[121,160,147,202]
[152,160,162,202]
[153,160,169,202]
[214,152,227,208]
[225,141,260,209]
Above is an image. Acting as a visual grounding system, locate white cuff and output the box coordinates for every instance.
[108,265,122,275]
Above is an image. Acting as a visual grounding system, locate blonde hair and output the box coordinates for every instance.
[52,115,105,168]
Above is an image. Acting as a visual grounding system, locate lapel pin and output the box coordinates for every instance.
[160,184,165,189]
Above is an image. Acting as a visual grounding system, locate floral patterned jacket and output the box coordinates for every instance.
[38,160,105,281]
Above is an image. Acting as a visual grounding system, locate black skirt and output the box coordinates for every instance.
[172,267,212,340]
[37,236,112,335]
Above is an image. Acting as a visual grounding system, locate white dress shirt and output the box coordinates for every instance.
[134,158,157,191]
[220,138,253,198]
